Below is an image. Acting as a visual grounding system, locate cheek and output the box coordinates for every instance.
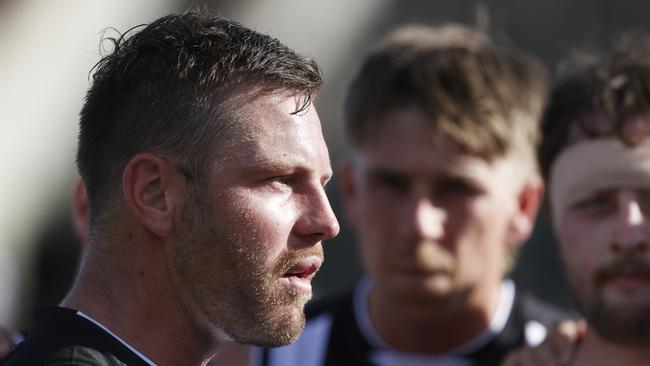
[556,219,600,296]
[357,190,400,237]
[450,196,506,245]
[224,193,294,262]
[451,197,512,272]
[362,186,400,212]
[355,194,399,272]
[556,216,609,270]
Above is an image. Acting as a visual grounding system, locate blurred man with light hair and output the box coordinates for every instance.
[256,23,566,366]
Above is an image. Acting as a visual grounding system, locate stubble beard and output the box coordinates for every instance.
[567,257,650,346]
[175,196,318,348]
[224,247,315,347]
[580,295,650,345]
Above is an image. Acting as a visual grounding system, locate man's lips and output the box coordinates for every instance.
[596,260,650,289]
[607,274,650,288]
[282,256,323,293]
[283,256,323,279]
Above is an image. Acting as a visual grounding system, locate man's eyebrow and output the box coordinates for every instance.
[437,171,482,183]
[241,158,333,180]
[233,153,297,170]
[365,165,490,189]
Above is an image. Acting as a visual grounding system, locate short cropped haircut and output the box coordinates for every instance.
[539,35,650,181]
[77,12,322,225]
[344,24,547,170]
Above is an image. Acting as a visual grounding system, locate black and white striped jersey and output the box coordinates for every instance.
[253,278,568,366]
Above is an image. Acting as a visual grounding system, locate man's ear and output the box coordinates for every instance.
[507,175,544,247]
[339,161,360,229]
[72,178,89,246]
[122,153,184,237]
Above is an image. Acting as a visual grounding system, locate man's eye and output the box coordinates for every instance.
[436,179,483,198]
[373,174,409,194]
[261,175,294,190]
[439,183,476,195]
[268,175,291,185]
[571,191,615,213]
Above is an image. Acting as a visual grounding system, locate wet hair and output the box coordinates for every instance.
[344,24,547,170]
[77,11,322,225]
[539,34,650,181]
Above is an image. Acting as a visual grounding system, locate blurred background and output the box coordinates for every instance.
[2,0,649,331]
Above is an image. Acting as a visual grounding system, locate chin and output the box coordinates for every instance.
[390,276,454,299]
[584,297,650,346]
[240,307,307,347]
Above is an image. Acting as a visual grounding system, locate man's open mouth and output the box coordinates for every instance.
[282,257,323,293]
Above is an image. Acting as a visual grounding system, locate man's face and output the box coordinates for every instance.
[343,107,529,305]
[550,136,650,345]
[172,93,339,347]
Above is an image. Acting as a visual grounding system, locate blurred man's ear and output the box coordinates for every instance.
[122,153,186,238]
[72,178,89,246]
[339,161,360,229]
[507,175,544,248]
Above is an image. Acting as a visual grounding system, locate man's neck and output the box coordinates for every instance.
[61,241,222,366]
[572,329,650,366]
[367,280,502,354]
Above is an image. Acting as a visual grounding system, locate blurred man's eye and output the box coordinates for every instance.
[435,177,483,198]
[570,190,616,216]
[370,172,409,195]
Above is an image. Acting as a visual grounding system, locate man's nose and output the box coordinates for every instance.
[611,191,649,253]
[401,195,446,242]
[296,185,340,243]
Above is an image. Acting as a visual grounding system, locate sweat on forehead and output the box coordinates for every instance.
[548,138,650,225]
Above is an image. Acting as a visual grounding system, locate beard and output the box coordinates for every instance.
[217,244,322,347]
[173,189,323,347]
[579,296,650,345]
[567,255,650,346]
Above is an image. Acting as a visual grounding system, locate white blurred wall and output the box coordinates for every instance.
[0,0,178,329]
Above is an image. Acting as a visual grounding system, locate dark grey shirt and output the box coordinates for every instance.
[1,307,153,366]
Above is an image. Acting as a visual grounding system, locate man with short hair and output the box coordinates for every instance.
[2,11,339,366]
[257,24,565,366]
[537,40,650,365]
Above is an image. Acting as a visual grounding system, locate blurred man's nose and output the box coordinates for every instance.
[401,193,446,242]
[611,191,649,253]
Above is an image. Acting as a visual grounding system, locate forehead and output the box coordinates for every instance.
[353,107,514,181]
[213,93,330,176]
[548,137,650,227]
[550,138,650,198]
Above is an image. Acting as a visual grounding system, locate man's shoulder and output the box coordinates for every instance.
[506,290,573,348]
[1,307,150,366]
[460,285,573,365]
[516,292,573,328]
